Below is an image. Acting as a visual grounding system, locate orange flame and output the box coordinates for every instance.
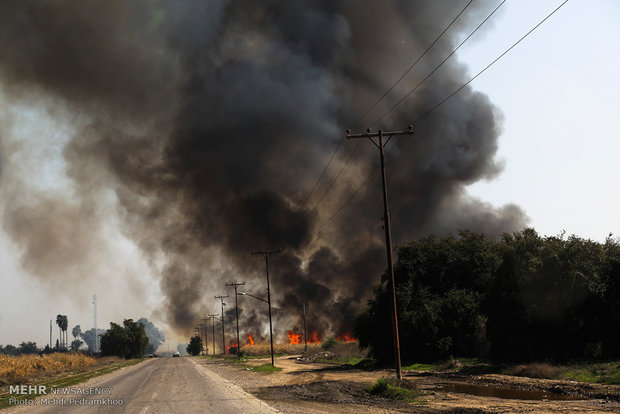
[287,330,302,344]
[247,333,255,345]
[226,343,238,354]
[337,332,356,343]
[308,331,321,343]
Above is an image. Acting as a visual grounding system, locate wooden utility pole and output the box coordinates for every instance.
[215,296,229,354]
[207,314,218,355]
[201,317,209,355]
[346,125,414,380]
[225,282,245,357]
[251,249,281,366]
[303,300,307,352]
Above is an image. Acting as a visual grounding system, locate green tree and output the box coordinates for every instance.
[1,344,20,355]
[355,231,499,363]
[100,319,149,359]
[186,336,202,356]
[485,229,613,362]
[18,342,39,354]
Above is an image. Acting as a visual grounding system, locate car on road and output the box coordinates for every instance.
[172,351,180,357]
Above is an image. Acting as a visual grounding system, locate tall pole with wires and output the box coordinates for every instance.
[202,317,209,354]
[345,125,413,380]
[207,314,218,355]
[303,300,308,352]
[226,282,245,357]
[251,249,281,366]
[215,296,228,354]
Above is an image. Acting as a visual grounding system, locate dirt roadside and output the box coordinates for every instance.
[196,355,620,413]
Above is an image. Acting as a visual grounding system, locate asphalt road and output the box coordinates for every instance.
[8,357,278,414]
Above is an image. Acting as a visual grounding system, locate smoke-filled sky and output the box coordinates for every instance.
[1,0,618,350]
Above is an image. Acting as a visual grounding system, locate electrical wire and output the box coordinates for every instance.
[308,0,493,218]
[301,0,473,209]
[311,0,569,234]
[414,0,568,123]
[311,139,398,236]
[350,0,474,128]
[372,0,506,127]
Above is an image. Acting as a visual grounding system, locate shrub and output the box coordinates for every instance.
[366,378,420,403]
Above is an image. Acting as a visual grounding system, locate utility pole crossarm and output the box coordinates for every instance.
[250,249,282,257]
[346,125,414,146]
[344,124,414,381]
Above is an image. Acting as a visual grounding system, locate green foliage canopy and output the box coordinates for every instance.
[354,229,620,363]
[186,335,202,356]
[100,319,149,359]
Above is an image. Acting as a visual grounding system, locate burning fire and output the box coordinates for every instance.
[287,330,302,344]
[247,333,255,345]
[226,343,238,354]
[337,332,356,343]
[308,331,321,343]
[287,330,321,344]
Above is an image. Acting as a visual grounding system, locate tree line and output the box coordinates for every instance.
[1,317,164,358]
[354,228,620,363]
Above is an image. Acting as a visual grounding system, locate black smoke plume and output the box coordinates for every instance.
[0,1,526,339]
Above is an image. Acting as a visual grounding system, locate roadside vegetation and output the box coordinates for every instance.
[402,358,620,385]
[355,229,620,364]
[0,353,97,386]
[0,354,142,409]
[366,378,422,403]
[100,319,149,359]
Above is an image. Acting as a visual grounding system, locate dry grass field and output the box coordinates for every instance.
[0,353,100,385]
[239,342,323,356]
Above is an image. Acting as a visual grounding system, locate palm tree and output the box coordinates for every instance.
[56,315,69,349]
[56,315,63,349]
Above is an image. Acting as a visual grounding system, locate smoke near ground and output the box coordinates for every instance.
[138,317,166,354]
[0,1,527,341]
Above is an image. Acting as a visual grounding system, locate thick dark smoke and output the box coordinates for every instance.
[0,1,526,341]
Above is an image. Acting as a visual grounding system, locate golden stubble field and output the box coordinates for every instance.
[0,353,108,385]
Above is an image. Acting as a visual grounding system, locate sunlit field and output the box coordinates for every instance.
[0,353,98,384]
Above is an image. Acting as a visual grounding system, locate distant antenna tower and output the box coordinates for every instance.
[92,295,99,353]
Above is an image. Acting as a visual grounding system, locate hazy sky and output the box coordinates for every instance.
[460,0,619,241]
[1,0,618,349]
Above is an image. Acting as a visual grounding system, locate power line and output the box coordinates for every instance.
[301,1,473,209]
[312,139,400,236]
[351,0,473,128]
[311,0,568,233]
[307,1,499,215]
[300,137,345,207]
[309,139,363,213]
[414,0,569,123]
[372,0,506,127]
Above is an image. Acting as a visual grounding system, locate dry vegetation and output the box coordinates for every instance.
[239,342,323,356]
[0,353,120,385]
[504,362,565,379]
